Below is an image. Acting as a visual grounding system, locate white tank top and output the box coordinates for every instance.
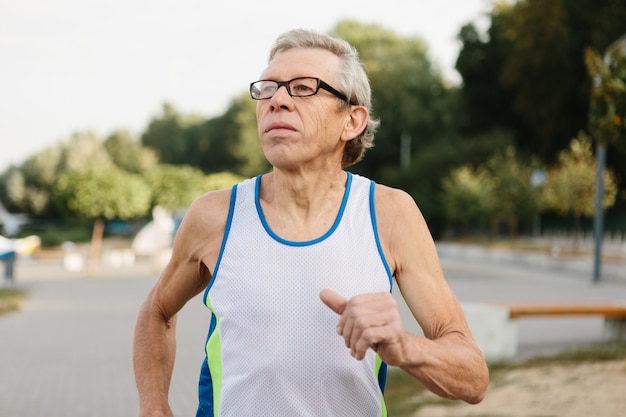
[200,172,393,416]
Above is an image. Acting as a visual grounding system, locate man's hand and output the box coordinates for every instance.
[320,289,407,365]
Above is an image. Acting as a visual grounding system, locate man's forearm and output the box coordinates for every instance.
[398,333,489,404]
[133,301,178,416]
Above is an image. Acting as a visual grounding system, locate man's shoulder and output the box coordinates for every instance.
[195,187,233,207]
[372,183,422,220]
[372,182,414,203]
[184,187,235,227]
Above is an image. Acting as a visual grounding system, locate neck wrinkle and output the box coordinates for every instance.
[260,170,347,224]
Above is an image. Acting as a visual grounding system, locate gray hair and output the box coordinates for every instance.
[268,29,379,167]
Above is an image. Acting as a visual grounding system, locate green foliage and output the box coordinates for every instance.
[30,224,92,247]
[499,0,577,157]
[144,166,245,213]
[3,11,625,236]
[441,165,494,232]
[141,103,205,165]
[3,131,112,217]
[139,98,269,177]
[54,165,152,220]
[540,132,618,218]
[0,288,27,316]
[383,129,513,235]
[104,130,158,173]
[456,0,626,164]
[484,146,538,223]
[334,20,452,179]
[204,171,246,191]
[61,131,112,171]
[440,143,539,237]
[585,39,626,147]
[455,10,517,135]
[229,94,271,177]
[145,164,209,211]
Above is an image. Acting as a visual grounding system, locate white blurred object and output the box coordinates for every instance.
[0,234,41,256]
[131,206,175,256]
[0,203,28,236]
[13,235,41,255]
[131,206,175,270]
[108,248,136,268]
[64,253,85,271]
[62,241,84,271]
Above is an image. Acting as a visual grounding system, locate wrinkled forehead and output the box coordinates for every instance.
[261,47,343,81]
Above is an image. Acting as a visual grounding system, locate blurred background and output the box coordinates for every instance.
[1,0,625,263]
[1,2,626,416]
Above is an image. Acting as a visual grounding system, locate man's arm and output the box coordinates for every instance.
[320,185,489,404]
[133,190,230,416]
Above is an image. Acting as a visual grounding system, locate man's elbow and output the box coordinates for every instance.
[463,362,489,404]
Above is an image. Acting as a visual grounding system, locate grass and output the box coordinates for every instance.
[0,287,28,316]
[383,343,626,417]
[384,368,455,415]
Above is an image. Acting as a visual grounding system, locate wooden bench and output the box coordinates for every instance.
[503,302,626,320]
[500,302,626,352]
[461,302,626,361]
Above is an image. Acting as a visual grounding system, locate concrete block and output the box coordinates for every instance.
[461,303,518,362]
[604,318,626,342]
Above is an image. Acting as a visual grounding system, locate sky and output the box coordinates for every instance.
[0,0,491,171]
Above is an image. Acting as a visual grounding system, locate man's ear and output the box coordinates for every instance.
[341,106,369,142]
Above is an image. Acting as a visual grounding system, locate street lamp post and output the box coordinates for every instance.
[592,145,605,283]
[590,34,626,283]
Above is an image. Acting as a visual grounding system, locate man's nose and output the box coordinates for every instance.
[274,84,291,98]
[269,84,293,108]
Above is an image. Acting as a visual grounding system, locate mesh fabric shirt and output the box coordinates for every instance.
[197,172,393,416]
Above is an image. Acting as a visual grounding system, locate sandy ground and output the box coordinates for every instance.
[413,360,626,417]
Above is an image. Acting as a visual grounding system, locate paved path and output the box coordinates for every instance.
[1,249,625,416]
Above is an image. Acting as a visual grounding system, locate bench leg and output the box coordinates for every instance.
[603,318,626,342]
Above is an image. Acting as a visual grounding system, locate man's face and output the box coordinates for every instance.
[255,47,350,171]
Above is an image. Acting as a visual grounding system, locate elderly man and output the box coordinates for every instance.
[133,28,488,417]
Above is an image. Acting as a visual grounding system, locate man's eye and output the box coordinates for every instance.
[292,83,315,94]
[262,84,277,94]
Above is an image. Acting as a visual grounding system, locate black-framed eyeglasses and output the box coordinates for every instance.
[249,77,354,105]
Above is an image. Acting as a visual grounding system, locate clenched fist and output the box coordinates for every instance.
[320,289,408,366]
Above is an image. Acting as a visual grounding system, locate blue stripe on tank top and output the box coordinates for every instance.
[368,180,393,288]
[204,182,238,304]
[254,172,353,247]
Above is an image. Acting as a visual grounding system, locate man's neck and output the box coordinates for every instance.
[257,169,348,240]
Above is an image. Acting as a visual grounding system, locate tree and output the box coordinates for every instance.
[540,132,618,244]
[499,0,580,159]
[4,131,111,217]
[333,20,452,180]
[194,93,270,177]
[144,164,208,212]
[141,103,205,165]
[104,130,158,174]
[585,39,626,148]
[441,165,494,236]
[440,144,538,239]
[204,171,246,191]
[483,146,538,238]
[455,17,516,134]
[388,128,514,235]
[585,34,626,222]
[456,0,626,164]
[54,164,152,274]
[228,93,271,177]
[140,98,269,177]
